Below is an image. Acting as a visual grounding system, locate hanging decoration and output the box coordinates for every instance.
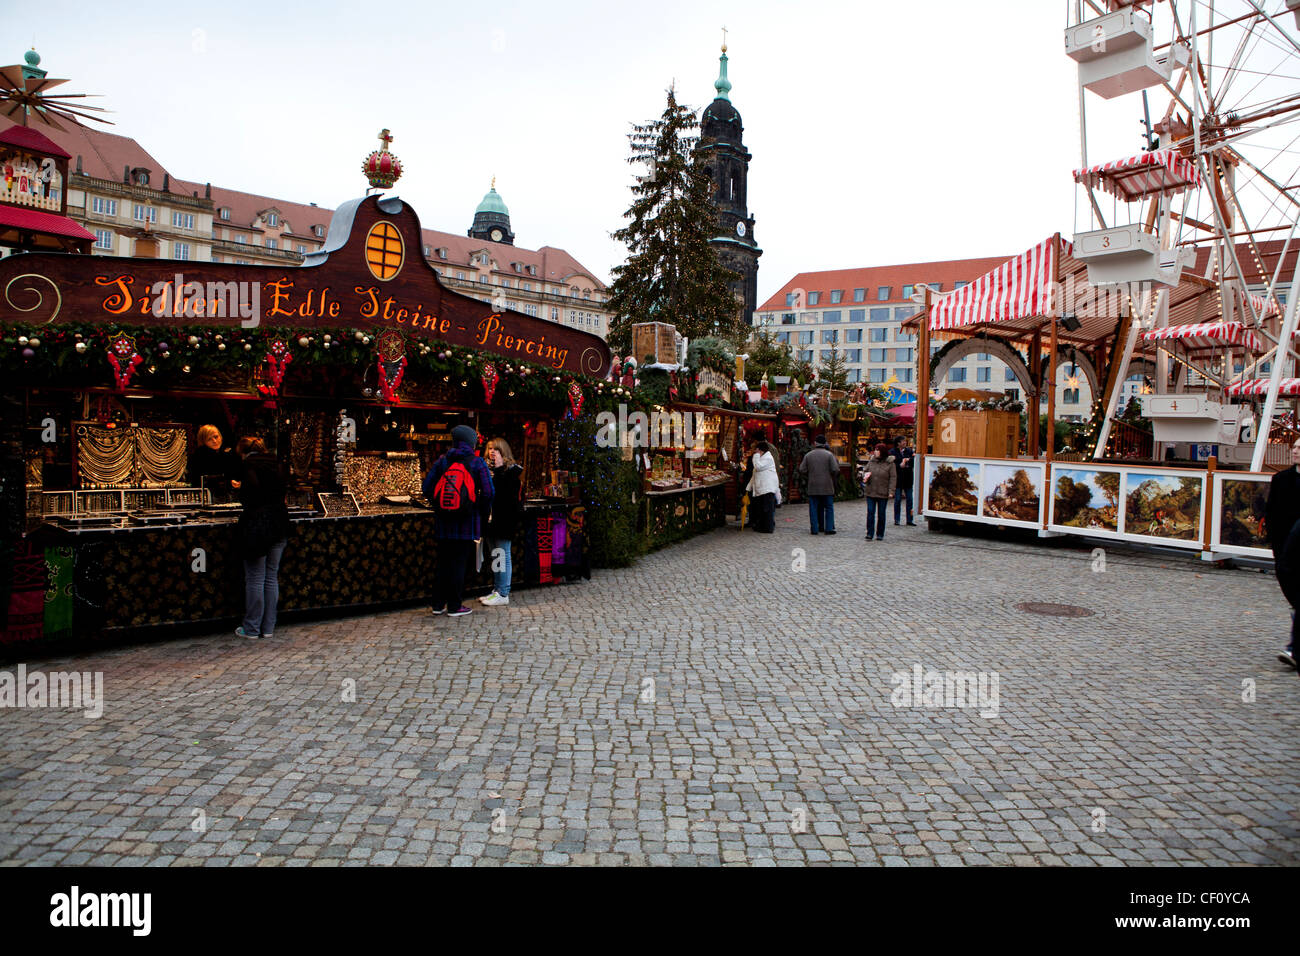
[259,339,293,403]
[375,328,407,404]
[106,333,142,391]
[567,380,585,419]
[481,360,500,405]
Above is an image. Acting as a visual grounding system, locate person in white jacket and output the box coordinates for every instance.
[746,441,779,533]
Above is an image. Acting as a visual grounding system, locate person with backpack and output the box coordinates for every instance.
[480,437,522,607]
[423,424,494,618]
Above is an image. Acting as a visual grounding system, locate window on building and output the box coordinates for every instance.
[895,330,915,342]
[798,331,814,345]
[820,350,834,362]
[954,281,968,289]
[265,238,277,249]
[848,309,865,324]
[296,244,307,254]
[266,212,279,227]
[845,349,862,363]
[870,308,891,322]
[870,327,887,342]
[172,212,194,229]
[894,348,913,363]
[781,313,796,325]
[877,287,891,300]
[869,368,886,383]
[822,310,841,323]
[1005,388,1020,400]
[93,229,113,251]
[976,352,990,361]
[1005,367,1017,381]
[949,368,967,382]
[234,234,245,244]
[896,367,914,382]
[847,368,862,383]
[1064,388,1080,404]
[808,291,821,306]
[523,282,532,292]
[776,332,790,344]
[853,288,866,303]
[829,290,842,304]
[895,306,916,322]
[219,207,232,221]
[798,350,813,363]
[869,349,887,363]
[977,367,992,383]
[902,284,914,299]
[822,329,838,344]
[1261,362,1273,374]
[456,271,466,280]
[786,292,801,308]
[929,282,942,292]
[174,241,191,260]
[501,278,511,287]
[92,197,118,216]
[133,204,156,223]
[846,328,863,343]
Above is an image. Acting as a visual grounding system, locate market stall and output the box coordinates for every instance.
[1,185,614,649]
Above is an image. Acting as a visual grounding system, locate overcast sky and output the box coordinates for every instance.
[22,0,1284,302]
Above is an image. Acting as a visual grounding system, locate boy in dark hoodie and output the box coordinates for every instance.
[423,424,494,617]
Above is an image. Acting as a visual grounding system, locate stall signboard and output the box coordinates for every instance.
[0,194,612,379]
[697,367,730,398]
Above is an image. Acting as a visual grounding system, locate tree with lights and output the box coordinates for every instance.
[606,86,743,355]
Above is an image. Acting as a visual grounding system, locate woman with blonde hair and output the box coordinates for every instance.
[190,424,238,499]
[481,437,523,606]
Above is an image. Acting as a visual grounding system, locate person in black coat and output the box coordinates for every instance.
[481,437,522,607]
[1266,438,1300,669]
[190,424,239,501]
[234,436,290,640]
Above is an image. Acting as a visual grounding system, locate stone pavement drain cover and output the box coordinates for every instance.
[1015,602,1095,618]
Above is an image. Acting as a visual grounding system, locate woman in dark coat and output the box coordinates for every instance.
[861,443,897,541]
[481,437,523,606]
[1266,437,1300,669]
[234,436,290,639]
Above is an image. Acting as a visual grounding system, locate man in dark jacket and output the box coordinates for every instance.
[893,436,916,526]
[423,424,494,618]
[1266,438,1300,668]
[799,434,841,534]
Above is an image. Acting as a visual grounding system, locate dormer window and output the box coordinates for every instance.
[266,212,279,227]
[437,247,448,259]
[423,245,431,256]
[527,265,537,276]
[219,207,231,221]
[132,168,150,186]
[312,224,325,238]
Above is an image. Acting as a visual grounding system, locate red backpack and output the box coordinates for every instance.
[432,461,477,516]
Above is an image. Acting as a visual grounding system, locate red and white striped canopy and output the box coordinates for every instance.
[1252,292,1282,319]
[1073,150,1202,201]
[929,236,1065,331]
[1225,378,1300,397]
[1140,321,1263,352]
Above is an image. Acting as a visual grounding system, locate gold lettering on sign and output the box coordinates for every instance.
[267,278,295,317]
[96,275,135,314]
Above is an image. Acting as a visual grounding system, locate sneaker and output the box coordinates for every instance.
[865,535,874,541]
[262,631,274,638]
[429,607,447,616]
[1280,651,1297,668]
[236,626,259,640]
[447,606,473,617]
[478,591,499,604]
[825,530,836,535]
[907,521,916,526]
[482,594,510,606]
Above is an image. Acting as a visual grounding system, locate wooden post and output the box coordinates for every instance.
[1202,454,1216,555]
[1045,233,1062,469]
[916,287,932,514]
[1030,328,1042,459]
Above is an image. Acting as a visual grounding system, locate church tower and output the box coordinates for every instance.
[468,178,515,245]
[699,39,761,327]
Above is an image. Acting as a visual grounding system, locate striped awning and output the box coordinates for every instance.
[1073,150,1202,201]
[929,236,1065,331]
[1225,378,1300,397]
[1140,321,1263,352]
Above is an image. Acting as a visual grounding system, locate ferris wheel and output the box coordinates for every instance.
[1065,0,1300,470]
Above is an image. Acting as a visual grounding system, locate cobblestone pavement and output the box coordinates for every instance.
[2,501,1298,867]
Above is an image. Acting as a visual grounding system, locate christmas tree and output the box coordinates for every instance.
[817,341,850,392]
[745,326,792,383]
[606,86,743,355]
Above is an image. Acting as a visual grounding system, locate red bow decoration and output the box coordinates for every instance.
[567,381,585,419]
[481,361,499,404]
[107,334,143,391]
[258,340,293,401]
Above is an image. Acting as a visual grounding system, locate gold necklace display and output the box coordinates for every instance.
[75,423,189,489]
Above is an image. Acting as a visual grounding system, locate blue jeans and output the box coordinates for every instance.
[808,495,835,533]
[866,498,888,538]
[894,483,914,523]
[491,537,513,597]
[243,539,287,636]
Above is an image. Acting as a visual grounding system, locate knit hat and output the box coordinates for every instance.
[814,434,828,446]
[451,425,478,447]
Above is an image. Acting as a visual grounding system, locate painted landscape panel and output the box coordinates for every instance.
[1218,477,1269,550]
[928,461,979,516]
[982,464,1042,523]
[1125,472,1202,541]
[1053,468,1119,532]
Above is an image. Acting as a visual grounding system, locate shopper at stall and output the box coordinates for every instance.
[481,437,522,607]
[1266,437,1300,669]
[800,434,840,535]
[746,440,779,533]
[424,424,494,618]
[190,424,239,501]
[862,443,897,541]
[893,436,916,526]
[234,436,290,640]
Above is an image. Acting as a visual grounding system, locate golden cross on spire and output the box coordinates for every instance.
[721,26,728,53]
[491,175,496,190]
[378,128,393,150]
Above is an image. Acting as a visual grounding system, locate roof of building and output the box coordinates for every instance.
[0,204,95,241]
[474,185,509,217]
[419,226,604,288]
[757,255,1014,311]
[0,119,171,183]
[171,176,330,236]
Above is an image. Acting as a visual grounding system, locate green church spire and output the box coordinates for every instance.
[714,29,731,101]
